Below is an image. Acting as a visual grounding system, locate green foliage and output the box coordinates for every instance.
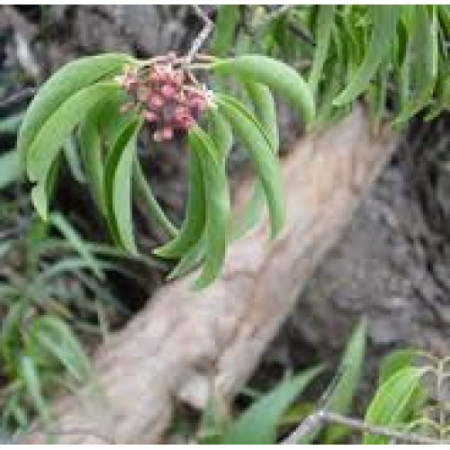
[17,6,449,288]
[363,366,427,444]
[219,5,449,127]
[18,50,314,288]
[0,202,156,433]
[221,365,324,444]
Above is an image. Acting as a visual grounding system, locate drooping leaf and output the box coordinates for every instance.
[153,143,206,259]
[215,93,285,239]
[213,54,315,124]
[27,82,119,184]
[104,118,142,254]
[132,157,178,238]
[189,126,231,289]
[17,53,130,161]
[62,135,86,184]
[243,81,279,151]
[78,111,106,215]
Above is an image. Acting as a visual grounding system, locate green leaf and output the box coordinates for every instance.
[222,365,324,444]
[215,93,285,239]
[210,6,240,57]
[213,54,315,125]
[62,135,86,184]
[17,53,131,161]
[189,126,231,289]
[153,143,206,259]
[167,234,206,280]
[19,356,50,426]
[104,118,142,254]
[49,212,104,280]
[378,349,423,387]
[132,157,178,238]
[244,81,279,151]
[333,6,401,106]
[28,315,91,383]
[394,6,439,124]
[0,149,23,189]
[308,6,335,94]
[322,318,367,443]
[363,366,427,444]
[78,110,106,215]
[206,108,234,163]
[27,82,119,184]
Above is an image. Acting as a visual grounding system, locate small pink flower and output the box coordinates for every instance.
[161,83,176,99]
[144,110,158,123]
[161,126,173,140]
[149,93,164,109]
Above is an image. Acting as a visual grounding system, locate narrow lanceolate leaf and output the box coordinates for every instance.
[213,54,315,125]
[222,365,324,444]
[167,233,206,280]
[153,145,206,259]
[378,348,423,386]
[189,126,231,289]
[17,53,131,160]
[215,93,285,239]
[78,112,106,215]
[333,6,401,106]
[20,356,50,426]
[30,156,62,221]
[244,81,279,151]
[104,119,142,254]
[394,6,439,124]
[207,108,234,163]
[308,5,335,95]
[29,315,91,383]
[363,366,427,444]
[49,212,104,280]
[322,318,367,443]
[132,157,178,238]
[27,82,119,183]
[210,5,240,57]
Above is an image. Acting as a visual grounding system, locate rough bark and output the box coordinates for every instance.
[25,107,397,444]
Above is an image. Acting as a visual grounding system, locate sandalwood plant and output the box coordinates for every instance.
[17,51,314,289]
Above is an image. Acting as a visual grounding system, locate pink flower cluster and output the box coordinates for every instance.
[116,56,212,142]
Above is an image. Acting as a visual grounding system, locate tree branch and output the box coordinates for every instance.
[185,6,214,64]
[281,410,448,445]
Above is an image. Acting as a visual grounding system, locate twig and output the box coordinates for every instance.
[281,410,448,445]
[185,6,214,65]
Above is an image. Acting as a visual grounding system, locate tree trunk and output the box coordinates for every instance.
[25,106,397,444]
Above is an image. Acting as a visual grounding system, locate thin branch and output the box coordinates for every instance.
[281,410,449,445]
[185,6,214,65]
